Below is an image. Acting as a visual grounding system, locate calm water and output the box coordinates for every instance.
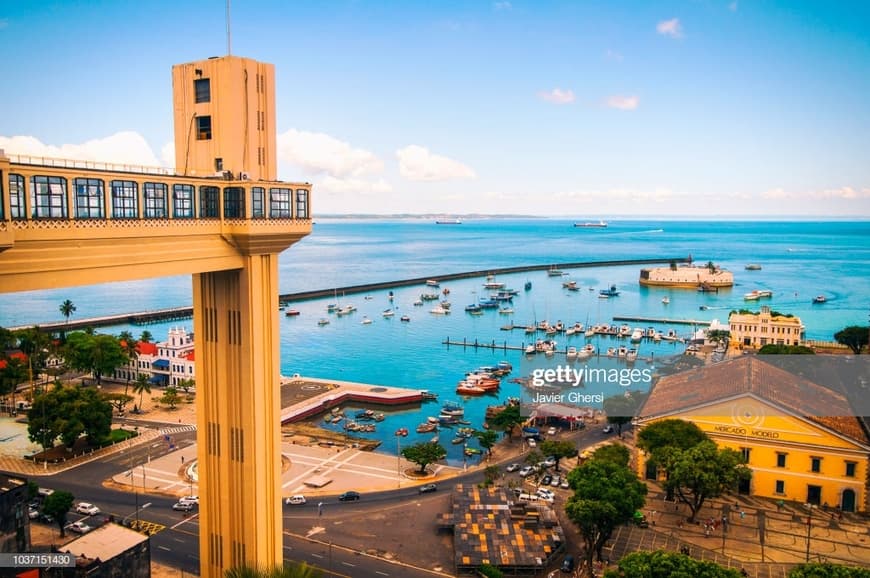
[2,219,868,463]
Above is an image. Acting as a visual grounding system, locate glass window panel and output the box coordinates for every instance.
[173,184,194,218]
[144,182,168,218]
[199,185,219,218]
[74,178,105,218]
[111,180,138,218]
[8,174,25,219]
[251,187,265,218]
[30,175,67,218]
[268,187,292,218]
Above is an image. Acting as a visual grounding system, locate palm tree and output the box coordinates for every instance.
[58,300,76,341]
[132,373,152,413]
[224,562,322,578]
[138,330,153,344]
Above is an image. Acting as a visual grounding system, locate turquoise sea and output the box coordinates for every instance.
[1,219,868,463]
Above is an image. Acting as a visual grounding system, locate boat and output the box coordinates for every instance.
[430,305,451,315]
[498,307,514,315]
[745,264,762,270]
[578,344,596,358]
[497,361,512,371]
[744,289,773,301]
[361,316,372,324]
[420,390,438,400]
[456,383,487,396]
[451,437,466,444]
[606,347,616,357]
[400,315,411,322]
[395,428,409,437]
[435,218,462,224]
[416,423,437,433]
[566,346,578,359]
[524,281,532,291]
[547,266,563,277]
[599,285,620,297]
[562,280,579,291]
[630,328,643,342]
[626,348,638,362]
[464,447,482,456]
[336,304,357,316]
[285,309,301,316]
[426,279,440,287]
[617,346,628,358]
[326,303,338,313]
[812,295,827,304]
[697,283,719,293]
[441,401,465,416]
[382,308,395,317]
[574,220,608,228]
[413,300,423,306]
[317,318,330,326]
[421,292,440,301]
[661,296,670,304]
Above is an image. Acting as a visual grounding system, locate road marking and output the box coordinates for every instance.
[341,561,355,567]
[158,546,171,551]
[376,572,389,576]
[311,553,324,559]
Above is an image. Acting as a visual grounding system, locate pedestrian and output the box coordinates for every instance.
[318,502,323,516]
[181,455,185,464]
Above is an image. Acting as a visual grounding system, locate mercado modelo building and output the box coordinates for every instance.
[636,355,869,513]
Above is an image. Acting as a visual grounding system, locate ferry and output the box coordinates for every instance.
[547,266,564,277]
[745,264,762,270]
[426,279,440,287]
[435,218,462,225]
[744,290,773,301]
[574,220,608,228]
[599,285,620,297]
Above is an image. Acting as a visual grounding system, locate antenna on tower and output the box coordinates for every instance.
[226,0,232,55]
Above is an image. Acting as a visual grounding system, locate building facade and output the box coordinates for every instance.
[0,473,30,554]
[114,327,195,388]
[637,356,870,513]
[728,306,804,349]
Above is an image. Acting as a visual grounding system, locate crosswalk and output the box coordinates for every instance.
[159,425,197,435]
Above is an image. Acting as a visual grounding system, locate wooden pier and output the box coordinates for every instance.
[612,315,712,326]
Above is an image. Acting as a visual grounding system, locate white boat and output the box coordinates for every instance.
[630,328,643,342]
[566,347,578,359]
[317,318,330,326]
[435,218,462,224]
[336,304,356,316]
[577,344,596,358]
[617,346,628,358]
[661,296,670,304]
[574,220,608,228]
[426,279,440,287]
[430,305,451,315]
[744,289,773,301]
[498,307,514,314]
[547,266,563,277]
[606,347,617,357]
[626,348,638,362]
[382,309,395,317]
[584,327,596,337]
[361,316,372,325]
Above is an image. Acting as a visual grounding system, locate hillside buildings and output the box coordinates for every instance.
[728,306,804,349]
[637,356,869,513]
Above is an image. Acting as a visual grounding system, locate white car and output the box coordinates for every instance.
[75,502,100,516]
[69,521,92,534]
[547,426,557,436]
[505,463,521,472]
[603,425,614,434]
[518,466,535,477]
[527,438,537,448]
[179,495,199,505]
[285,495,306,505]
[536,488,555,501]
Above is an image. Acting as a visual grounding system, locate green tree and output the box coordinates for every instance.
[483,465,501,486]
[59,299,77,336]
[158,386,181,410]
[758,344,815,354]
[474,429,499,455]
[138,330,153,344]
[666,440,751,523]
[591,443,631,468]
[42,490,75,538]
[538,439,577,471]
[118,330,137,359]
[637,419,710,500]
[487,403,523,440]
[602,550,744,578]
[706,329,731,349]
[224,562,322,578]
[833,326,869,354]
[16,327,51,389]
[103,391,134,415]
[63,331,128,384]
[477,563,504,578]
[178,377,196,395]
[787,562,870,578]
[1,356,28,411]
[132,373,152,412]
[565,457,647,574]
[400,441,447,473]
[28,385,112,449]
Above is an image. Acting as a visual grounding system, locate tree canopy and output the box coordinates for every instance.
[637,419,708,454]
[833,326,869,354]
[539,439,578,471]
[43,490,75,538]
[602,550,744,578]
[224,562,322,578]
[565,453,647,573]
[603,394,640,437]
[758,344,816,354]
[486,403,523,440]
[474,429,499,455]
[400,441,447,473]
[28,385,113,449]
[63,331,129,384]
[591,443,631,468]
[787,562,870,578]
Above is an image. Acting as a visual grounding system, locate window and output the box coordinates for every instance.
[295,189,309,219]
[810,457,821,473]
[30,175,67,218]
[173,184,195,218]
[776,453,787,468]
[269,187,292,218]
[196,115,212,140]
[143,182,168,218]
[251,187,265,218]
[845,461,857,477]
[194,78,211,103]
[223,186,245,219]
[740,447,751,463]
[8,174,25,219]
[775,480,785,494]
[215,158,223,172]
[111,180,138,218]
[73,178,105,218]
[199,185,219,218]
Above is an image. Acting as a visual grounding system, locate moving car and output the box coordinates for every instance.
[179,495,199,505]
[338,491,360,501]
[418,483,437,494]
[75,502,100,516]
[603,425,614,434]
[69,521,92,534]
[285,495,307,505]
[172,501,196,512]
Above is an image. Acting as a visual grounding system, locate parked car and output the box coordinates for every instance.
[518,466,535,478]
[602,425,614,434]
[541,474,553,486]
[527,438,537,448]
[560,479,570,490]
[69,521,92,534]
[505,463,521,472]
[547,426,557,436]
[418,483,437,494]
[75,502,100,516]
[536,488,555,502]
[285,495,306,505]
[550,475,561,487]
[561,554,575,572]
[28,506,39,519]
[179,495,199,505]
[542,456,557,468]
[172,501,196,512]
[338,491,360,502]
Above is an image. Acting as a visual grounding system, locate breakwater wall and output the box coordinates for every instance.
[10,257,688,332]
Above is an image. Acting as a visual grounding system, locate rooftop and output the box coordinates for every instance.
[59,522,148,562]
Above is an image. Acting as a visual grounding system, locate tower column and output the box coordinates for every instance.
[193,254,283,576]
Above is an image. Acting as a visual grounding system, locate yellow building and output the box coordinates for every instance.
[728,305,804,349]
[636,356,869,513]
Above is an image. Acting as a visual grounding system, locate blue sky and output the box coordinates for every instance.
[1,0,868,216]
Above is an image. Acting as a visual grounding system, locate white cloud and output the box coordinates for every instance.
[318,176,393,195]
[605,95,640,110]
[760,186,870,201]
[537,88,576,105]
[276,129,383,178]
[0,132,163,167]
[161,141,175,168]
[605,49,624,62]
[493,1,512,11]
[656,18,682,39]
[396,145,476,182]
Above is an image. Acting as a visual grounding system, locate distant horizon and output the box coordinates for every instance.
[316,213,870,221]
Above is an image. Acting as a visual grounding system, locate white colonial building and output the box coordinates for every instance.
[114,327,196,388]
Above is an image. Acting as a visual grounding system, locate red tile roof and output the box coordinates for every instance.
[640,356,869,445]
[136,342,158,356]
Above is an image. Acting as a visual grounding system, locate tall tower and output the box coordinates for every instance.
[172,56,277,181]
